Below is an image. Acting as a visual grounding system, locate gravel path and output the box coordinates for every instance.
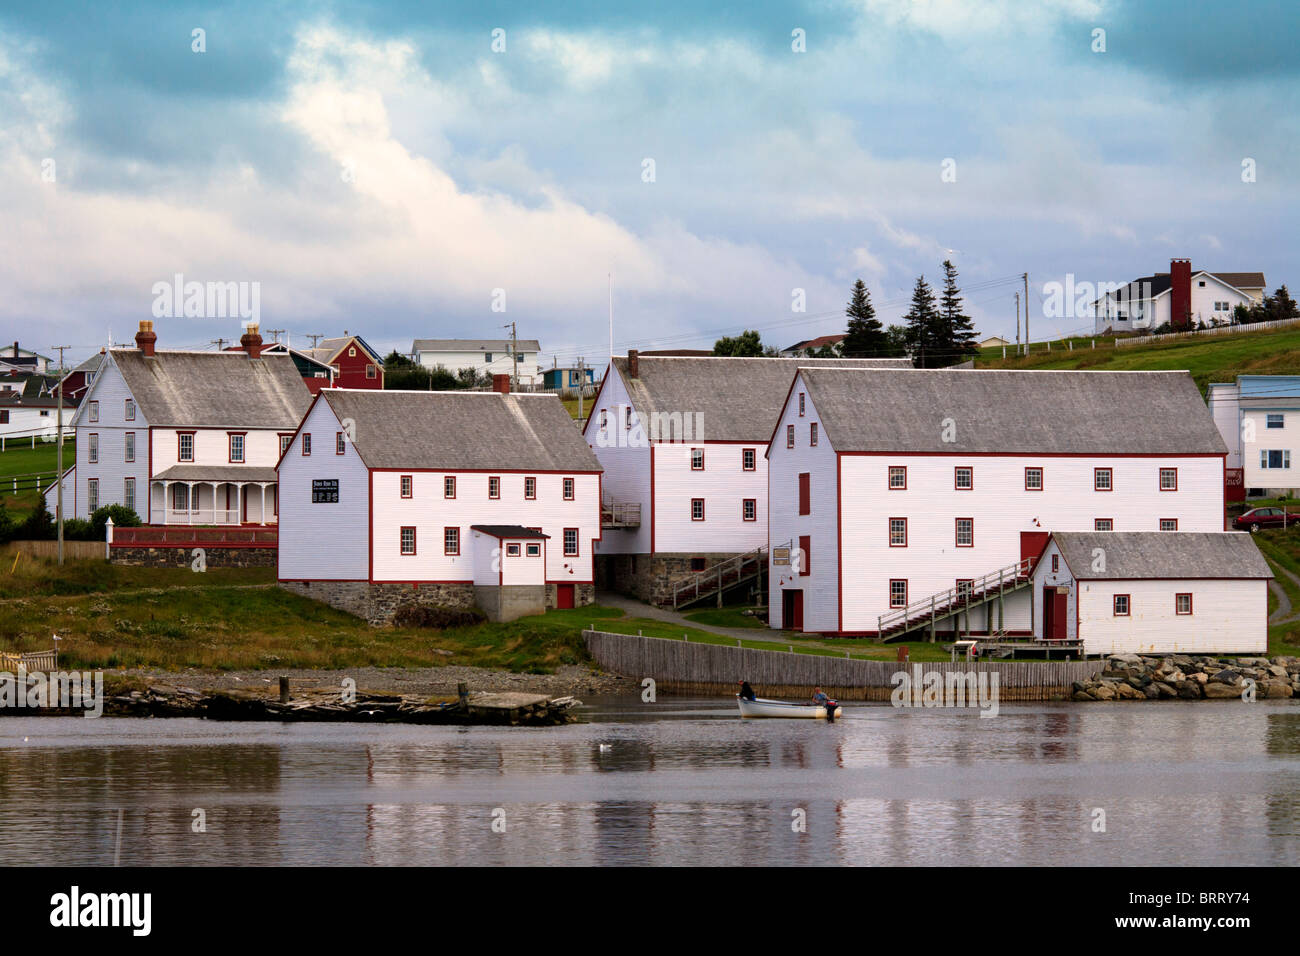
[596,590,792,642]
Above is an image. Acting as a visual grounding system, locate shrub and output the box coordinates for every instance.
[392,604,486,629]
[0,499,14,544]
[17,497,55,540]
[61,518,96,541]
[91,504,141,539]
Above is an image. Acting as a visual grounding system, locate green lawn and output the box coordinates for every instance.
[684,606,767,629]
[1248,530,1300,657]
[975,326,1300,394]
[0,438,72,519]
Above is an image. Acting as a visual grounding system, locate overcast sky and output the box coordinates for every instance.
[3,0,1296,366]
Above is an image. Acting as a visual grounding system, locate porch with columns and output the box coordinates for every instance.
[149,465,279,526]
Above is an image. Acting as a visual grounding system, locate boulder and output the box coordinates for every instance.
[1092,683,1117,701]
[1176,682,1203,699]
[1264,681,1294,699]
[1154,682,1178,699]
[1204,682,1244,700]
[1211,669,1242,686]
[1190,672,1208,685]
[1142,684,1161,700]
[1268,665,1290,679]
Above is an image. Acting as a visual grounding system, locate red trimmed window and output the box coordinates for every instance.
[743,498,756,521]
[889,517,907,547]
[86,478,99,511]
[1025,467,1043,491]
[279,433,293,457]
[444,476,456,499]
[302,433,312,456]
[888,466,906,490]
[742,448,756,471]
[489,476,500,499]
[1051,553,1059,573]
[563,528,579,556]
[124,399,135,421]
[810,422,818,447]
[1113,594,1130,616]
[1094,467,1113,491]
[956,579,974,602]
[599,409,607,430]
[1159,467,1178,491]
[563,477,575,500]
[228,433,246,463]
[400,475,412,498]
[400,527,416,555]
[954,466,973,490]
[955,517,973,547]
[1160,518,1178,531]
[625,407,632,431]
[88,401,98,423]
[1095,518,1113,531]
[336,432,346,454]
[124,432,135,463]
[799,392,805,416]
[1176,593,1192,615]
[691,498,705,521]
[799,534,811,576]
[178,432,195,462]
[798,473,810,515]
[366,364,376,379]
[691,448,704,471]
[88,433,99,464]
[524,477,536,499]
[889,579,908,608]
[526,543,541,557]
[443,527,459,556]
[786,424,795,449]
[506,543,521,557]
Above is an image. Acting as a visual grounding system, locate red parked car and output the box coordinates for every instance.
[1233,507,1294,532]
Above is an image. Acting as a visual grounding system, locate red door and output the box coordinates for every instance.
[1021,531,1050,574]
[1043,586,1067,640]
[556,583,575,609]
[782,589,803,631]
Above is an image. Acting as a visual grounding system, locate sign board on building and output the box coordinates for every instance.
[772,547,790,566]
[311,478,339,503]
[1225,467,1245,503]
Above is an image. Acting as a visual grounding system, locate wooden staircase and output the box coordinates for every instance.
[876,557,1033,643]
[670,547,767,609]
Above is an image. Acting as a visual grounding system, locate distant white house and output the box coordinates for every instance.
[1207,374,1300,496]
[48,321,310,523]
[411,338,541,387]
[277,384,601,622]
[1093,258,1265,334]
[1030,531,1269,655]
[0,342,53,374]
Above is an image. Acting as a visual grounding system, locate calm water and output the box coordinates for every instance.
[1,698,1298,866]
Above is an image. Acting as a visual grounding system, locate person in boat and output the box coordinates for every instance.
[738,680,756,701]
[811,687,829,705]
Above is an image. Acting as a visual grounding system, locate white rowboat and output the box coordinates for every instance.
[736,695,838,719]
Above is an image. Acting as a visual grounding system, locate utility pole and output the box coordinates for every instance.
[608,273,614,368]
[503,321,518,391]
[577,356,585,422]
[1023,272,1030,354]
[306,334,324,348]
[210,338,227,351]
[1014,293,1020,354]
[50,345,69,566]
[265,328,285,345]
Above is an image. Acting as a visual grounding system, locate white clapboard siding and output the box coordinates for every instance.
[767,374,840,632]
[585,363,651,554]
[71,355,151,520]
[837,454,1225,631]
[151,426,288,472]
[370,471,599,584]
[653,441,768,554]
[1031,540,1078,640]
[1207,382,1241,471]
[277,399,370,580]
[1077,578,1266,655]
[1241,407,1300,489]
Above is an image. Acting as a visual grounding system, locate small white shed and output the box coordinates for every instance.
[469,525,549,622]
[1031,531,1271,656]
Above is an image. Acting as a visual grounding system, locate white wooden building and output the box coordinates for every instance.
[1030,531,1270,655]
[767,367,1229,636]
[50,321,310,522]
[277,387,601,620]
[1092,259,1265,333]
[582,351,911,604]
[1207,374,1300,496]
[411,338,541,387]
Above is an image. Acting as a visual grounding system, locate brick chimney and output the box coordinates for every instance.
[240,323,263,359]
[492,373,511,394]
[627,349,639,379]
[1170,258,1192,330]
[135,320,157,357]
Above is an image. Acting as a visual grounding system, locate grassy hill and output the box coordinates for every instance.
[974,327,1300,393]
[0,439,71,519]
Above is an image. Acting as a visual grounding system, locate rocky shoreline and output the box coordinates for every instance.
[1071,654,1299,701]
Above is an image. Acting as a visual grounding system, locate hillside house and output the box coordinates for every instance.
[1207,375,1300,498]
[0,374,73,442]
[226,341,336,394]
[411,339,542,387]
[767,368,1228,636]
[583,351,912,604]
[277,385,601,623]
[1030,532,1269,655]
[48,321,311,523]
[301,335,384,390]
[1092,258,1265,333]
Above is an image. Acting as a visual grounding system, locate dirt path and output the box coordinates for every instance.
[595,591,795,642]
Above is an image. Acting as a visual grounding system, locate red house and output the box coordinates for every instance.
[305,334,385,389]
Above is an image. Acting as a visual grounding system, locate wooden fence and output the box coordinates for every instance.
[0,649,58,671]
[2,540,105,561]
[583,630,1099,701]
[1115,315,1300,347]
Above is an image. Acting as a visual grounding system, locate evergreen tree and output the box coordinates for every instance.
[938,259,979,361]
[713,330,767,356]
[840,280,887,356]
[883,325,910,358]
[902,275,942,368]
[1272,284,1298,321]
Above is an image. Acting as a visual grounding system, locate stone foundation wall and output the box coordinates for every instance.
[596,553,758,605]
[476,585,548,623]
[547,581,596,608]
[281,580,475,626]
[111,546,276,568]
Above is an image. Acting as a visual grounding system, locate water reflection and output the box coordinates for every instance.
[0,699,1297,865]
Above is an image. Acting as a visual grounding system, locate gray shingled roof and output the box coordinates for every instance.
[471,525,550,539]
[609,355,913,442]
[320,390,601,472]
[412,339,541,353]
[153,465,279,482]
[799,368,1227,454]
[110,349,311,428]
[1051,532,1271,580]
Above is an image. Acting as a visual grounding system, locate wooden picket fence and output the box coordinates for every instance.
[583,630,1098,701]
[0,649,58,671]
